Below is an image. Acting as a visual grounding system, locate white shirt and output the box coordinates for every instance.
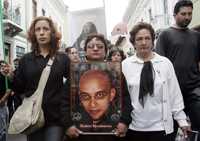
[122,52,188,134]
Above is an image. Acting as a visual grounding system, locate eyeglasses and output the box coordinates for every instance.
[87,43,105,50]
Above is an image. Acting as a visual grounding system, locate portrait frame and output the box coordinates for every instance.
[70,61,122,135]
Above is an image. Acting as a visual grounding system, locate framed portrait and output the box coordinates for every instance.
[70,61,122,134]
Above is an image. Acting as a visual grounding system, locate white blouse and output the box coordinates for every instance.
[122,53,188,134]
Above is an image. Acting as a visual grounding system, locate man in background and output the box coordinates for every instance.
[156,0,200,140]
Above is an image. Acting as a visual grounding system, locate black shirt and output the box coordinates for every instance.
[0,73,6,99]
[156,27,200,98]
[0,72,11,99]
[12,52,71,128]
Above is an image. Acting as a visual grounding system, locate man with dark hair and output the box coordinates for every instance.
[173,0,193,17]
[156,0,200,140]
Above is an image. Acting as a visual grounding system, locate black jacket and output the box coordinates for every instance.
[12,52,71,129]
[0,73,6,99]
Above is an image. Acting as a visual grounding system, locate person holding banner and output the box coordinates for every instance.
[66,33,132,141]
[122,22,190,141]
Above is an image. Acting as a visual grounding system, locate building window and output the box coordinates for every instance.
[42,9,46,16]
[4,43,11,63]
[3,0,11,19]
[14,6,21,25]
[16,46,25,58]
[32,0,37,18]
[148,8,153,22]
[163,0,169,25]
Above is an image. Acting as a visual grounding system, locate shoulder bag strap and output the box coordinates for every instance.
[35,57,54,95]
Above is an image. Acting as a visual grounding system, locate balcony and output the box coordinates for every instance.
[3,0,23,37]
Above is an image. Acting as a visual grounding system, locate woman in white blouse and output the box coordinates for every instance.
[122,22,190,141]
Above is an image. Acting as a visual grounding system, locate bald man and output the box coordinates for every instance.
[79,70,116,125]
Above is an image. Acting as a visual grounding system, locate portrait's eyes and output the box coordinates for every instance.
[95,91,108,99]
[80,93,91,101]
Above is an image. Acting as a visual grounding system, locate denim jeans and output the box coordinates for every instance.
[27,126,64,141]
[0,105,9,141]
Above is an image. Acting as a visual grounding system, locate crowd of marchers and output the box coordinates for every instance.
[1,0,200,141]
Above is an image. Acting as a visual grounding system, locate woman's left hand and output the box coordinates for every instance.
[115,122,128,137]
[66,125,82,138]
[181,126,191,138]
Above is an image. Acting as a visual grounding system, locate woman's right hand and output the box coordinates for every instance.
[66,126,82,138]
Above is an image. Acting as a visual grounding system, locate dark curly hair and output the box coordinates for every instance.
[129,22,155,46]
[84,33,108,54]
[27,16,61,57]
[107,48,126,61]
[174,0,193,15]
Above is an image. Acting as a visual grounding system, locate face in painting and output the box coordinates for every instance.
[79,70,116,122]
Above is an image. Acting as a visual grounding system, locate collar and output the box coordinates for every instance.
[33,52,51,59]
[130,52,163,64]
[171,24,189,30]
